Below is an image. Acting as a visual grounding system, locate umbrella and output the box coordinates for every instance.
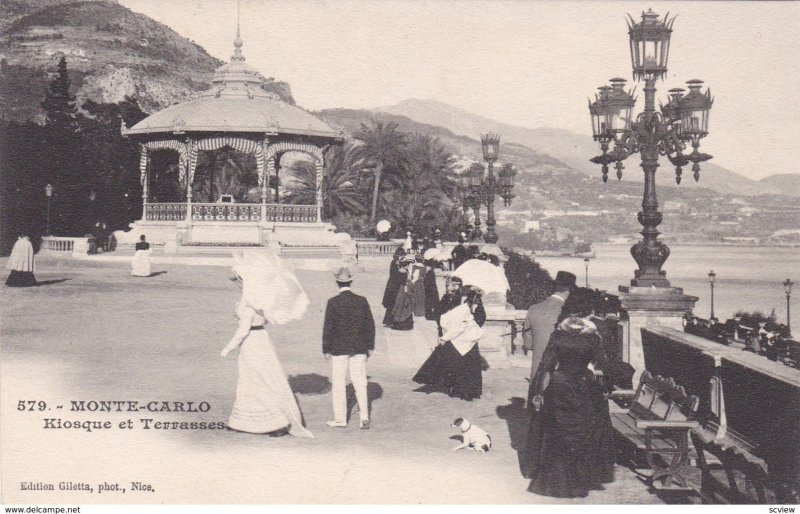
[451,259,510,296]
[480,244,503,258]
[376,219,391,233]
[434,248,452,262]
[423,248,439,261]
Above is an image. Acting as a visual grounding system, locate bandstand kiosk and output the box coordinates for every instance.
[119,28,343,249]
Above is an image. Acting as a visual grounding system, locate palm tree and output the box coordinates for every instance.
[403,133,458,202]
[286,145,368,219]
[193,147,257,202]
[352,120,408,222]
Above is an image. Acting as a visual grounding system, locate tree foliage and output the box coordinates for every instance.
[286,144,368,219]
[503,250,554,309]
[351,120,408,222]
[1,58,147,253]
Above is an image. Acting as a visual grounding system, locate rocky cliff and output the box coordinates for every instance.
[0,0,294,122]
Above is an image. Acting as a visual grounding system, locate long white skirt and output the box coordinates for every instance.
[228,329,314,438]
[131,250,151,277]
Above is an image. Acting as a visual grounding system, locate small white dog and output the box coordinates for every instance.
[450,417,492,453]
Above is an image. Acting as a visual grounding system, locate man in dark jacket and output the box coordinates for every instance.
[323,266,375,429]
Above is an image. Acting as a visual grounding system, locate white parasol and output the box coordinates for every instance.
[376,219,391,233]
[423,248,439,261]
[231,251,310,325]
[451,259,510,296]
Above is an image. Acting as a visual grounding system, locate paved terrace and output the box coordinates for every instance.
[1,253,665,504]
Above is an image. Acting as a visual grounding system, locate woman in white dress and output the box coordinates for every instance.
[220,251,314,438]
[5,235,36,287]
[131,235,151,277]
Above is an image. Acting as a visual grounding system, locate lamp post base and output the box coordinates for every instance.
[618,285,698,384]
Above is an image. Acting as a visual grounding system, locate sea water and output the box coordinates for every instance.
[534,244,800,325]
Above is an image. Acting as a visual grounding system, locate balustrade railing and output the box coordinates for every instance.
[265,204,316,222]
[191,203,261,222]
[41,237,75,253]
[145,203,187,221]
[355,240,403,257]
[142,203,318,223]
[40,236,91,256]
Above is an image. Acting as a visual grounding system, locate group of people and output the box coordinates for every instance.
[379,242,491,401]
[521,270,632,498]
[381,247,440,330]
[220,253,376,436]
[3,231,627,499]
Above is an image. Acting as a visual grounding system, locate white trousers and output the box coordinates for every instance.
[330,354,368,423]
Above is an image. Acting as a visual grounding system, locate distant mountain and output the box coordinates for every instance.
[0,0,294,121]
[760,174,800,197]
[377,98,789,197]
[315,107,574,177]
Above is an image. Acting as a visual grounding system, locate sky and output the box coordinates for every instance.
[118,0,800,181]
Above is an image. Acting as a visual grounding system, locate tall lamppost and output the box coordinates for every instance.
[45,183,54,235]
[458,162,485,238]
[584,257,590,287]
[785,279,793,336]
[457,135,517,245]
[708,270,716,321]
[588,10,713,287]
[89,189,97,229]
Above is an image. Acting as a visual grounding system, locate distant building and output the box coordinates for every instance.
[523,220,541,233]
[722,236,759,244]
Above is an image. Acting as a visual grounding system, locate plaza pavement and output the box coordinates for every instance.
[0,254,663,504]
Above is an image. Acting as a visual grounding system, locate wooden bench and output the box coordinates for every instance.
[610,371,700,491]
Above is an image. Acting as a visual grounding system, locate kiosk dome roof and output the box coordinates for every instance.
[124,28,339,140]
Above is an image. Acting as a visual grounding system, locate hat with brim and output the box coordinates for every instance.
[555,271,577,288]
[333,266,354,282]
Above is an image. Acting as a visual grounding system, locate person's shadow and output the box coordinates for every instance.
[289,373,331,395]
[148,271,168,277]
[496,397,531,475]
[346,380,383,422]
[35,279,70,286]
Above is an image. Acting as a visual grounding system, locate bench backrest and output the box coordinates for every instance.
[629,370,700,421]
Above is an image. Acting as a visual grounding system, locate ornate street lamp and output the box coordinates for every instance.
[45,183,54,235]
[708,270,717,321]
[456,134,516,244]
[498,163,517,207]
[458,163,485,237]
[785,278,793,336]
[588,10,714,287]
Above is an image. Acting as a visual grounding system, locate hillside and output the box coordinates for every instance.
[377,98,791,197]
[0,0,294,121]
[318,107,800,246]
[315,108,573,177]
[760,174,800,197]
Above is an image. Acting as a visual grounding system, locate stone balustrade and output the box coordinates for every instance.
[354,239,403,257]
[40,236,91,257]
[143,203,318,223]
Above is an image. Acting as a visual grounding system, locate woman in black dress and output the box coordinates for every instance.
[390,258,416,331]
[382,247,407,326]
[423,259,440,321]
[413,283,486,401]
[523,307,615,498]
